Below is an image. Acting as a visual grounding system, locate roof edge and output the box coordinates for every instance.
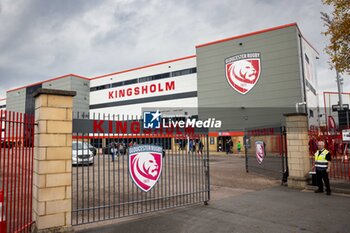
[6,74,89,93]
[195,23,298,48]
[91,55,196,80]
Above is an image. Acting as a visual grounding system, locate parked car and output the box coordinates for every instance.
[72,141,94,165]
[102,142,126,155]
[88,143,97,156]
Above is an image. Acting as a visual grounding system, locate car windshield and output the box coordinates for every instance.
[72,142,90,150]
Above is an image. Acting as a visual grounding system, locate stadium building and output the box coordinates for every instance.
[0,23,320,151]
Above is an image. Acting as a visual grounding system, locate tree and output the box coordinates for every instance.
[321,0,350,74]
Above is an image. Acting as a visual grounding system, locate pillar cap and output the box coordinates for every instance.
[33,88,77,98]
[283,113,308,117]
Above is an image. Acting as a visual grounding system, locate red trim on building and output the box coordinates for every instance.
[323,91,350,95]
[195,22,319,55]
[196,23,298,48]
[6,74,89,93]
[0,98,6,101]
[91,55,196,80]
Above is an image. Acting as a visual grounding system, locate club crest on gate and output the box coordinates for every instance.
[225,52,261,95]
[255,141,265,164]
[128,145,163,192]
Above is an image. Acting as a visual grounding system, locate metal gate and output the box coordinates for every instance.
[309,128,350,181]
[245,126,288,183]
[0,110,35,233]
[72,113,210,226]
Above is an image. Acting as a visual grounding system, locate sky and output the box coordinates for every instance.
[0,0,349,101]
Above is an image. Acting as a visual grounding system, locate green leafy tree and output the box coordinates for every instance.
[321,0,350,74]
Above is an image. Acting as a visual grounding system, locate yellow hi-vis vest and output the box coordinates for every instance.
[314,149,329,170]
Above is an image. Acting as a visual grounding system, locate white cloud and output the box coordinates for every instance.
[0,0,348,99]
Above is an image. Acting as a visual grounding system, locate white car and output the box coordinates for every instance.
[72,141,94,165]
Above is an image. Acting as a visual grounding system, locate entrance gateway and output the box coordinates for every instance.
[71,112,210,226]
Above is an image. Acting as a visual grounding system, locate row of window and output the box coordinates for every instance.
[0,105,6,109]
[90,67,197,92]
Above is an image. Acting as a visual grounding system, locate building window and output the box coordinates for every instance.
[305,79,316,95]
[309,109,314,117]
[90,67,196,92]
[305,54,309,64]
[172,68,197,77]
[123,79,138,85]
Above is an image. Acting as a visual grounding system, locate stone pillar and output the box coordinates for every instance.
[284,113,310,189]
[33,89,76,233]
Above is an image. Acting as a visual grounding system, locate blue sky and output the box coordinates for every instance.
[0,0,348,99]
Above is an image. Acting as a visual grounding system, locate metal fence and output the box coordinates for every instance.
[309,129,350,181]
[72,113,210,226]
[0,110,35,233]
[245,126,288,183]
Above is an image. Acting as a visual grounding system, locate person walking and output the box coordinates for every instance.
[225,139,230,155]
[110,141,117,162]
[189,140,193,153]
[314,141,332,195]
[198,139,204,156]
[237,141,242,154]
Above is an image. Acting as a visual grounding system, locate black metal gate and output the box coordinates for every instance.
[71,113,210,226]
[245,126,288,183]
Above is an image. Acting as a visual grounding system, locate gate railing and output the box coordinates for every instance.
[72,113,210,226]
[0,110,35,233]
[309,129,350,181]
[245,126,288,183]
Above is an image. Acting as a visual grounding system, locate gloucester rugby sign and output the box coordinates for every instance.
[225,52,261,95]
[129,145,163,192]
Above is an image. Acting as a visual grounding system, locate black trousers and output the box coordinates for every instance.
[316,169,331,192]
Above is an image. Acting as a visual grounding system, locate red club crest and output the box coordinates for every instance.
[255,141,265,164]
[225,52,261,95]
[129,145,162,192]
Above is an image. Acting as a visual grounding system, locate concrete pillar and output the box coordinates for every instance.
[284,113,311,189]
[33,89,76,233]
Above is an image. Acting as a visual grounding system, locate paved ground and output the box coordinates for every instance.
[76,154,350,233]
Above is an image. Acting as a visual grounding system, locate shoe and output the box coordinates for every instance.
[314,190,323,193]
[326,191,331,195]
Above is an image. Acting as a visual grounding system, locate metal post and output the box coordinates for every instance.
[245,137,248,173]
[336,70,344,110]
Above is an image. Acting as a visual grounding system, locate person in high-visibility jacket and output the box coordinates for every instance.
[314,141,331,195]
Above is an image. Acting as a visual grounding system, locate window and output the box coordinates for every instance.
[90,84,110,91]
[305,79,316,95]
[305,54,309,64]
[90,67,196,92]
[139,76,153,83]
[123,79,138,85]
[309,109,314,117]
[139,72,170,83]
[112,81,123,88]
[172,67,197,77]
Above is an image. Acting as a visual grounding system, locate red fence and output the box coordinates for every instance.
[0,110,35,233]
[309,129,350,181]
